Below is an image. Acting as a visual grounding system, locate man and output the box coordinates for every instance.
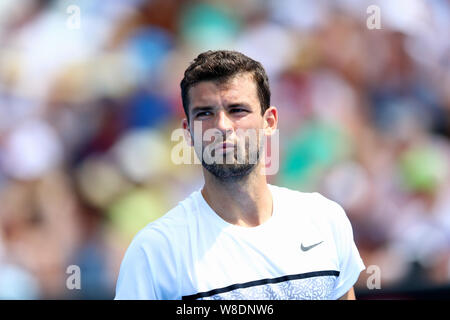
[115,50,365,300]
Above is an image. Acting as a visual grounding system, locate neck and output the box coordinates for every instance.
[201,162,273,227]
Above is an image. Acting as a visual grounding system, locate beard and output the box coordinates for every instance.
[200,140,262,182]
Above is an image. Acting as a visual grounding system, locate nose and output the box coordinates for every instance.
[216,110,234,135]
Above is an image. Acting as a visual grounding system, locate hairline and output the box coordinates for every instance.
[185,71,264,124]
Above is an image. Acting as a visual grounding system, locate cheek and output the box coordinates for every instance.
[236,117,265,135]
[192,128,222,146]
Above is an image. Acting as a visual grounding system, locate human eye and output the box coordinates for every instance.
[229,107,247,114]
[195,111,213,118]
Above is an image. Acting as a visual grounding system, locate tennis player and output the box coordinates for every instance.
[115,50,365,300]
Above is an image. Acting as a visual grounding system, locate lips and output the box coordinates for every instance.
[221,142,234,149]
[214,142,235,152]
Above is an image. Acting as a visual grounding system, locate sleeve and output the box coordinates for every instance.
[114,232,158,300]
[329,202,366,300]
[114,226,179,300]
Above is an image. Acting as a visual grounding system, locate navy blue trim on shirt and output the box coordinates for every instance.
[181,270,340,300]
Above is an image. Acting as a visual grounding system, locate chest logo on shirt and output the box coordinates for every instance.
[300,240,324,252]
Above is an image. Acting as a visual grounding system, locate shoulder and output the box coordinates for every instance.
[116,191,200,298]
[270,184,349,228]
[270,184,343,211]
[127,189,200,254]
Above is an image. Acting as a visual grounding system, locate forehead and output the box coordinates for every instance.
[188,72,259,109]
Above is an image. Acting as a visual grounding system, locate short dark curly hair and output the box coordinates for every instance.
[180,50,271,122]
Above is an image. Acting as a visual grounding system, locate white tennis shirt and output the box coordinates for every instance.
[115,184,365,300]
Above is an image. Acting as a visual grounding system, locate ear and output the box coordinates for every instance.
[263,106,278,136]
[181,118,194,147]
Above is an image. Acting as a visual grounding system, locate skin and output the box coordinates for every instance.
[182,72,277,227]
[339,287,356,300]
[181,71,355,300]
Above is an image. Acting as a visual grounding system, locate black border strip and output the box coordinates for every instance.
[182,270,340,300]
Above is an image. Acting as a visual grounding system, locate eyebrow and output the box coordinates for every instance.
[228,103,251,109]
[191,103,251,115]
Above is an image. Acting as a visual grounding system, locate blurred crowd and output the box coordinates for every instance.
[0,0,449,299]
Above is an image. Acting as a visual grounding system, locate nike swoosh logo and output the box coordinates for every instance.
[301,241,324,252]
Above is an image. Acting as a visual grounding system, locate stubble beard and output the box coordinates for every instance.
[201,141,262,183]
